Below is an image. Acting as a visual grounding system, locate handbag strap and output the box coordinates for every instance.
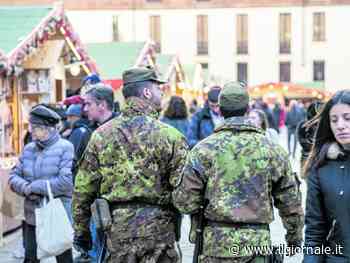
[46,180,54,201]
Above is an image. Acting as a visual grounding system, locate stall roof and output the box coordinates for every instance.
[0,4,97,76]
[0,6,52,54]
[157,54,174,80]
[87,42,146,79]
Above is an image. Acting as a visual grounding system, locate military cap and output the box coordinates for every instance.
[219,81,249,110]
[29,104,61,126]
[122,67,166,85]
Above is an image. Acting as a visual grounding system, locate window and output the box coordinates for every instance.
[279,13,291,54]
[112,16,119,42]
[237,63,248,84]
[279,62,291,82]
[237,14,248,54]
[200,63,208,69]
[150,16,161,53]
[313,12,326,42]
[313,61,325,81]
[197,15,208,55]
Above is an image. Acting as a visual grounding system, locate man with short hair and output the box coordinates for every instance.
[83,83,118,126]
[74,84,119,262]
[174,81,304,263]
[188,86,223,148]
[72,67,188,262]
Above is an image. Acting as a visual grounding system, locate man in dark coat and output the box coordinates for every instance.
[188,86,223,148]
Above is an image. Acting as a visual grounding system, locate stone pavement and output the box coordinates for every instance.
[0,127,305,262]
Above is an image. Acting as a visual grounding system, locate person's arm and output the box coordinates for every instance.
[173,149,207,214]
[8,153,29,196]
[69,128,91,171]
[167,136,189,191]
[72,132,102,250]
[271,146,304,247]
[303,170,328,263]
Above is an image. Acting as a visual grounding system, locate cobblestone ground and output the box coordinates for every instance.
[0,127,305,262]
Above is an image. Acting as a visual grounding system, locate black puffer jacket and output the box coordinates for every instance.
[67,118,92,182]
[304,155,350,262]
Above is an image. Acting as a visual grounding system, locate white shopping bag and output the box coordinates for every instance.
[35,181,73,259]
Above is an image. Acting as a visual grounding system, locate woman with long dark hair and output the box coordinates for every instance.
[304,90,350,262]
[161,96,190,141]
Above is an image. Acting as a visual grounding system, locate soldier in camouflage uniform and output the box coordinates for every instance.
[72,67,188,263]
[173,82,304,263]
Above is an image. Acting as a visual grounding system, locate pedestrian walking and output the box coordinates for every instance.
[304,90,350,262]
[161,95,190,142]
[248,109,280,145]
[188,86,223,148]
[173,81,304,263]
[72,67,189,263]
[286,100,305,158]
[8,104,74,263]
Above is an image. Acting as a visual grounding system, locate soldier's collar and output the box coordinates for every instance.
[123,97,160,119]
[215,116,264,134]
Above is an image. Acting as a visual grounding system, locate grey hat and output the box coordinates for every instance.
[29,104,61,126]
[66,104,82,117]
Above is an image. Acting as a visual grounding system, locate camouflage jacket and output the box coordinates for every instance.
[73,97,188,240]
[173,116,303,258]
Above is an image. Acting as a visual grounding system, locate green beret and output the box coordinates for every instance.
[122,67,166,85]
[219,81,249,110]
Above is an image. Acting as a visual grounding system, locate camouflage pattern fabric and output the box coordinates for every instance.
[73,96,189,242]
[106,232,178,263]
[173,116,303,258]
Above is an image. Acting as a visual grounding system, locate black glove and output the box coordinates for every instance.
[74,234,92,252]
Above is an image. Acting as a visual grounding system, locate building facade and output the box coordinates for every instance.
[2,0,350,92]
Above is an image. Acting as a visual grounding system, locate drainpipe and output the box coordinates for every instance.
[301,0,306,66]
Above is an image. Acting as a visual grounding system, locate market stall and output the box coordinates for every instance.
[156,54,187,99]
[87,41,157,104]
[0,3,96,235]
[248,82,332,103]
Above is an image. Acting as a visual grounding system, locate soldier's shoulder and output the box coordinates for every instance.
[155,118,187,142]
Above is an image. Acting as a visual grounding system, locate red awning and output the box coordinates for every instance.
[103,79,123,91]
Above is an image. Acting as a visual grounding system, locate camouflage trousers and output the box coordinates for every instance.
[106,232,179,263]
[200,256,269,263]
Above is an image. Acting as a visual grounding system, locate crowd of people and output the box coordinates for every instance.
[6,66,350,263]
